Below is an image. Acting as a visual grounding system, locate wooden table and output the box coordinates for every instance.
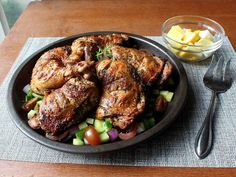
[0,0,235,176]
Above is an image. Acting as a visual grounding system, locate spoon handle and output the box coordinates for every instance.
[194,91,217,159]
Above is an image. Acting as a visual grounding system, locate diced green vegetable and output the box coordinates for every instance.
[75,129,85,140]
[160,91,174,102]
[25,89,34,102]
[86,118,95,125]
[99,132,110,143]
[32,93,44,100]
[104,119,113,132]
[27,110,37,119]
[73,138,84,146]
[152,89,160,95]
[34,100,43,111]
[137,122,145,133]
[78,122,88,130]
[143,118,150,129]
[148,117,156,128]
[143,117,156,129]
[94,119,105,133]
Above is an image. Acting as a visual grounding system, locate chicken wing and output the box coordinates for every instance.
[96,59,145,129]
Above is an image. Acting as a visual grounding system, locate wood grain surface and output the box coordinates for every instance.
[0,0,236,176]
[0,160,236,177]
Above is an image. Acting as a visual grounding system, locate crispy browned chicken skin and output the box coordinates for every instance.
[31,46,95,95]
[96,59,145,129]
[37,77,99,135]
[111,45,167,85]
[69,34,128,61]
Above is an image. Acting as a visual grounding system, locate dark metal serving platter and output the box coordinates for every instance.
[7,31,188,153]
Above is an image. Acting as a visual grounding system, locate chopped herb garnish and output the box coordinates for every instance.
[95,45,113,60]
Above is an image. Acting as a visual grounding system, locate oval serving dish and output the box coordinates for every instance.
[7,31,188,153]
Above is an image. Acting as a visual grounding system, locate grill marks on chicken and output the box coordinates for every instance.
[69,34,128,61]
[38,77,99,135]
[111,46,170,85]
[96,59,145,129]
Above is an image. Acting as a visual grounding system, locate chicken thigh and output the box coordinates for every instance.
[96,59,145,129]
[36,76,99,135]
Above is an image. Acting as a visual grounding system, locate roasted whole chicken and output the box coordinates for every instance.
[96,59,145,129]
[24,33,174,142]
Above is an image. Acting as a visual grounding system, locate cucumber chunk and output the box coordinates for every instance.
[27,110,37,119]
[99,132,110,143]
[86,118,95,125]
[160,91,174,102]
[94,119,105,133]
[104,119,112,132]
[73,138,84,146]
[78,122,88,130]
[148,117,156,128]
[34,100,43,111]
[75,129,85,140]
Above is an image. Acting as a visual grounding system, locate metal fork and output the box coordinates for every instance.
[194,52,232,159]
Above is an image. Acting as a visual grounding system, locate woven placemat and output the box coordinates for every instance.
[0,36,235,167]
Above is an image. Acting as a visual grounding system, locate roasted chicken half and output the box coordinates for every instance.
[96,59,145,129]
[29,77,99,136]
[111,45,173,85]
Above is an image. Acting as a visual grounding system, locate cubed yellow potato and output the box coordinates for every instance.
[199,30,214,41]
[167,25,184,42]
[182,31,200,44]
[196,38,213,46]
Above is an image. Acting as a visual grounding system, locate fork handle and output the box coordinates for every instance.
[194,91,218,159]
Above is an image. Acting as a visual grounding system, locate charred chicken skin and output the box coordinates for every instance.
[69,34,128,61]
[32,77,99,135]
[111,45,173,85]
[31,46,95,95]
[96,59,145,129]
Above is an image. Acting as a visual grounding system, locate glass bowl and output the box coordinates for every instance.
[162,15,225,61]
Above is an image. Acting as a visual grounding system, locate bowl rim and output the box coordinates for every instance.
[7,31,188,154]
[161,15,225,51]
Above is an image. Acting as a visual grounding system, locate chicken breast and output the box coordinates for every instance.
[96,59,145,129]
[38,77,99,135]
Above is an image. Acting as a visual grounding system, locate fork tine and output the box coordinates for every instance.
[204,55,219,79]
[215,55,224,80]
[223,58,232,83]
